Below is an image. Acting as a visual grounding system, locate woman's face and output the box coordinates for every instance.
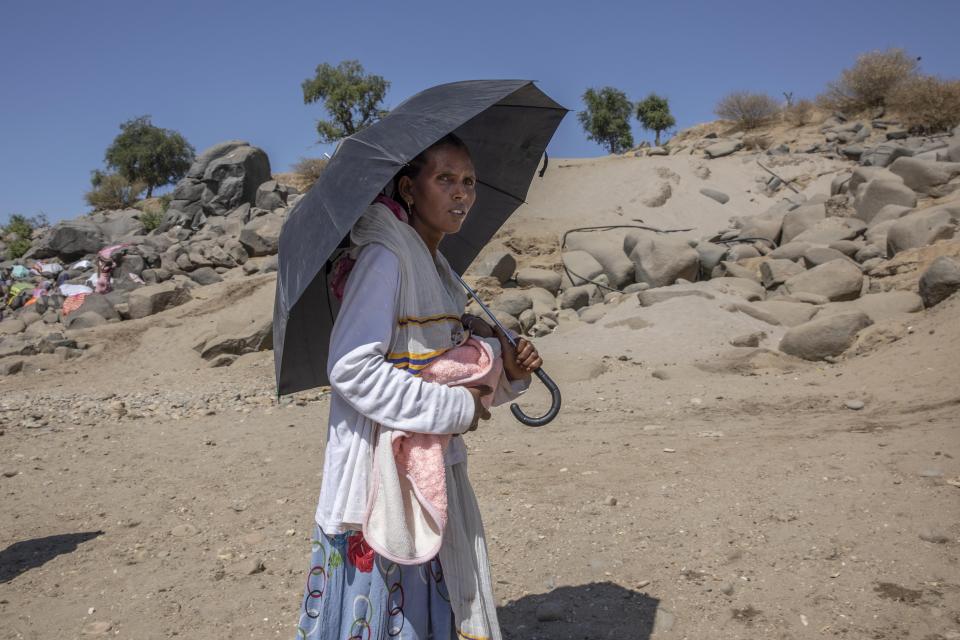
[401,145,477,238]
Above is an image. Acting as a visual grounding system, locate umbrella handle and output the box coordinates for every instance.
[510,367,561,427]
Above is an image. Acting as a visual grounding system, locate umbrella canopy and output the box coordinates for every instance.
[274,80,567,395]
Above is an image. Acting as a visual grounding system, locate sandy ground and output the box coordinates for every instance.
[1,150,959,640]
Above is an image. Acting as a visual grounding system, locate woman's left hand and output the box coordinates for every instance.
[496,330,542,382]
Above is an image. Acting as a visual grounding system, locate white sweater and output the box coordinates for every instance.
[315,243,526,534]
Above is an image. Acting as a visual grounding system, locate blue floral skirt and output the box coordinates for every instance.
[295,524,455,640]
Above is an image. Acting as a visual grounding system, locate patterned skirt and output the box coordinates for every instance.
[295,524,455,640]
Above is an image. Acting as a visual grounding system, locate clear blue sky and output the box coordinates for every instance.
[2,0,958,222]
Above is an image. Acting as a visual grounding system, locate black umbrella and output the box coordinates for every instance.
[274,80,567,425]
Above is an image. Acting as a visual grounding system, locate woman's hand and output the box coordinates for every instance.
[466,385,492,431]
[496,329,542,382]
[461,313,494,338]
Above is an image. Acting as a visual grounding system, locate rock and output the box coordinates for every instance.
[27,219,105,260]
[518,308,536,332]
[855,180,918,223]
[565,235,635,289]
[869,204,913,227]
[769,242,812,261]
[731,211,785,243]
[559,285,594,311]
[578,306,608,323]
[845,399,865,410]
[64,312,107,330]
[700,188,729,204]
[245,558,266,575]
[535,600,565,622]
[784,259,864,302]
[560,250,605,287]
[185,266,222,287]
[720,301,782,326]
[255,180,287,210]
[472,249,516,284]
[200,144,272,215]
[886,204,960,255]
[779,311,873,360]
[525,287,557,315]
[751,300,818,326]
[704,140,743,159]
[696,241,729,277]
[918,529,950,544]
[65,294,119,328]
[170,523,198,537]
[0,318,27,335]
[706,277,765,301]
[515,267,561,294]
[760,259,805,289]
[817,291,922,323]
[730,331,766,348]
[200,317,272,360]
[791,218,863,245]
[781,204,826,244]
[828,240,863,257]
[491,309,520,333]
[127,281,193,319]
[855,244,885,263]
[860,143,913,168]
[628,235,699,288]
[888,157,960,196]
[81,621,113,636]
[239,212,284,257]
[716,261,760,282]
[919,256,960,307]
[491,290,533,318]
[637,286,715,307]
[802,246,854,269]
[0,360,24,376]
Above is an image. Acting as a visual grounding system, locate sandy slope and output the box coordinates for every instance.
[1,150,958,640]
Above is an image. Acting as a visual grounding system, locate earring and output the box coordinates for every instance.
[405,199,414,214]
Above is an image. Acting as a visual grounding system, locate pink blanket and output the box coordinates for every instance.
[363,336,502,564]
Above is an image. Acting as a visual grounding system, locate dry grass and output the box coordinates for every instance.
[743,134,773,151]
[818,48,918,114]
[889,75,960,133]
[784,99,815,126]
[85,173,146,211]
[715,91,781,130]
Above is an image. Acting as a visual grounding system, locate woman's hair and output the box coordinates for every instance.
[391,133,471,213]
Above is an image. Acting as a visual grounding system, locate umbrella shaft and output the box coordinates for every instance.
[455,274,519,348]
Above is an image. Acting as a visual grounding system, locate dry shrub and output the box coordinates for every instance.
[292,157,328,190]
[743,134,772,151]
[785,99,815,126]
[85,173,146,211]
[715,91,781,130]
[818,48,918,114]
[889,75,960,133]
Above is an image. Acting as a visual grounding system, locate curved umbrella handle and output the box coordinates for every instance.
[510,367,561,427]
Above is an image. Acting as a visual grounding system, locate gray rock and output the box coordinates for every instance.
[919,256,960,307]
[828,240,863,257]
[696,242,728,278]
[791,218,863,245]
[860,143,913,168]
[855,245,885,263]
[628,235,699,288]
[472,249,516,284]
[518,308,536,332]
[803,247,854,269]
[704,140,743,159]
[706,277,765,301]
[565,235,635,289]
[865,219,898,253]
[751,300,818,326]
[200,317,272,359]
[65,311,107,330]
[491,309,520,333]
[868,204,913,227]
[200,145,272,215]
[918,529,951,544]
[845,399,865,410]
[730,331,766,347]
[578,306,608,323]
[781,204,826,244]
[188,267,224,286]
[127,281,193,319]
[725,244,761,261]
[784,259,864,301]
[760,259,805,289]
[855,179,918,223]
[637,287,715,307]
[779,311,873,360]
[888,157,960,196]
[886,204,960,255]
[0,359,23,376]
[559,284,598,311]
[65,294,119,328]
[239,213,284,257]
[515,267,561,294]
[561,250,605,287]
[815,290,923,323]
[525,287,557,314]
[535,600,565,622]
[491,290,533,317]
[769,242,812,261]
[255,180,286,211]
[700,188,729,204]
[731,211,784,243]
[720,301,782,326]
[622,282,650,294]
[849,166,902,194]
[716,261,761,283]
[27,219,105,260]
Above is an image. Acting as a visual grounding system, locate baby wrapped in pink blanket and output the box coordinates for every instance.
[363,336,503,564]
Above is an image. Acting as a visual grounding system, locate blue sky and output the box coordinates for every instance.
[2,0,958,222]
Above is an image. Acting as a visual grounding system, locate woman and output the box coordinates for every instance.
[296,133,542,640]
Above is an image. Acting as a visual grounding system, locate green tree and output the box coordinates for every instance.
[103,116,194,198]
[635,93,676,147]
[2,213,48,260]
[302,60,389,143]
[578,87,635,154]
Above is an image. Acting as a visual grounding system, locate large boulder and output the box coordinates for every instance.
[814,291,923,323]
[730,212,784,243]
[127,281,193,319]
[790,217,863,245]
[199,317,273,360]
[706,277,765,301]
[89,209,146,243]
[696,241,729,278]
[704,140,743,159]
[491,290,533,317]
[751,300,818,326]
[848,166,902,194]
[886,204,960,255]
[27,219,105,260]
[802,247,855,269]
[919,256,960,307]
[781,204,826,244]
[64,294,119,328]
[560,250,605,287]
[628,235,699,288]
[471,249,516,284]
[759,259,805,289]
[888,157,960,197]
[854,179,917,223]
[565,234,635,289]
[516,267,561,294]
[860,143,913,168]
[239,212,284,257]
[779,311,873,361]
[783,259,864,302]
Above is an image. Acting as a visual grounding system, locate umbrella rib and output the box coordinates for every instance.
[478,179,526,204]
[342,135,404,162]
[491,104,570,112]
